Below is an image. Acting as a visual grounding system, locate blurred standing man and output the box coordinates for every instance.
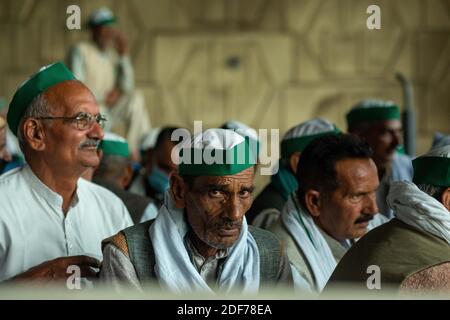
[346,99,413,218]
[0,62,132,283]
[68,7,150,159]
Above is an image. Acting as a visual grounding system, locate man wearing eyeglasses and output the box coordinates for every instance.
[0,62,133,285]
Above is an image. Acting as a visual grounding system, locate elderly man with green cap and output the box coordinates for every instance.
[93,132,158,224]
[100,128,293,293]
[325,144,450,293]
[0,62,132,283]
[346,99,413,219]
[246,118,341,229]
[67,7,150,158]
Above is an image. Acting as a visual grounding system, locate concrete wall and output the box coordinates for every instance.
[1,0,449,154]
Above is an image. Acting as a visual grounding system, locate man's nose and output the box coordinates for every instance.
[391,130,402,147]
[224,195,244,221]
[363,194,379,215]
[88,121,104,140]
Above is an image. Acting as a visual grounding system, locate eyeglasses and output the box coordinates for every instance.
[36,112,107,130]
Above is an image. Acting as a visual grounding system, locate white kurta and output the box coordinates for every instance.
[0,165,133,281]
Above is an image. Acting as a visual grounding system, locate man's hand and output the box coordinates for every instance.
[105,88,122,107]
[10,255,100,283]
[114,30,128,56]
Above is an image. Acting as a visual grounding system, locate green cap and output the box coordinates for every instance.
[99,132,130,158]
[88,7,116,28]
[178,129,256,176]
[346,99,400,128]
[7,62,76,136]
[413,145,450,187]
[281,118,341,158]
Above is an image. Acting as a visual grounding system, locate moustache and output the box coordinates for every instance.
[215,220,242,230]
[79,139,100,149]
[354,214,374,224]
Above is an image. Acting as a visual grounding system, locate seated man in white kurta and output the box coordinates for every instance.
[0,62,132,283]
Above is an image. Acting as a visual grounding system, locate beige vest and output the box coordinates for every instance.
[326,219,450,291]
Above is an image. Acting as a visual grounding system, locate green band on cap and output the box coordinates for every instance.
[281,127,341,158]
[89,17,116,28]
[413,156,450,187]
[100,140,130,158]
[346,105,400,127]
[7,62,76,136]
[178,139,256,176]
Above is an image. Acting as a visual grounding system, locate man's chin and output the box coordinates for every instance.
[81,157,100,168]
[206,238,237,250]
[350,227,368,239]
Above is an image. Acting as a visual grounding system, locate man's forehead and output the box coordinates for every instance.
[45,81,98,114]
[373,119,402,131]
[193,168,255,186]
[335,158,377,184]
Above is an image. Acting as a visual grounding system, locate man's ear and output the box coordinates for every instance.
[441,187,450,212]
[170,173,187,209]
[120,164,134,189]
[304,189,322,217]
[23,119,46,151]
[289,152,301,174]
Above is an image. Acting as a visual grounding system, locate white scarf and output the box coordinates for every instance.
[281,193,387,292]
[388,181,450,245]
[281,194,337,292]
[149,191,260,294]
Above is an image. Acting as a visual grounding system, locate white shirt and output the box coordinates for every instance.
[0,165,133,281]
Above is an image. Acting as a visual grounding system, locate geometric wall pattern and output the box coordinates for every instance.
[0,0,449,156]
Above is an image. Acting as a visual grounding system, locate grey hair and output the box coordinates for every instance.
[416,183,446,201]
[17,93,52,152]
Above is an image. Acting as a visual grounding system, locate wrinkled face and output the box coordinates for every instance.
[43,81,104,174]
[318,158,379,240]
[180,167,255,249]
[362,120,402,166]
